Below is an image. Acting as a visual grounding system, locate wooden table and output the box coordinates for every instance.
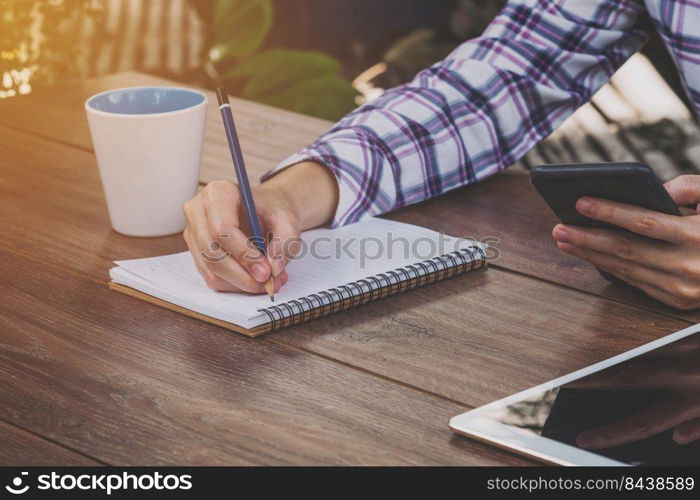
[0,72,696,466]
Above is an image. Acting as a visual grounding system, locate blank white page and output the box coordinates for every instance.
[110,217,481,326]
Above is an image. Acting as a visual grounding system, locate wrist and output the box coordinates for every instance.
[258,161,339,229]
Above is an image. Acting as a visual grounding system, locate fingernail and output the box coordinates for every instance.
[271,239,283,259]
[557,241,574,253]
[273,272,288,292]
[577,198,595,215]
[553,225,569,242]
[252,263,269,282]
[673,429,689,444]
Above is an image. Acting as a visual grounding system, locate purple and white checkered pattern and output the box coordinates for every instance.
[266,0,700,228]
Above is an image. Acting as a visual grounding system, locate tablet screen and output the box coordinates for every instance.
[484,332,700,465]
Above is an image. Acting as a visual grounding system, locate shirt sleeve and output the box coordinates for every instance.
[263,0,653,228]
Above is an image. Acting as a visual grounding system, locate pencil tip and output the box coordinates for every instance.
[264,277,275,303]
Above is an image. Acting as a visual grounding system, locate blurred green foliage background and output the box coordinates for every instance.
[1,0,499,120]
[192,0,358,120]
[0,0,688,125]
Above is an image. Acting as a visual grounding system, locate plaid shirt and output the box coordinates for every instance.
[267,0,700,228]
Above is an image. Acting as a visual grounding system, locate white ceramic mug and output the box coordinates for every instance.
[85,86,207,237]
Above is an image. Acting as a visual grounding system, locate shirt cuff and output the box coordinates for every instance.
[261,144,370,229]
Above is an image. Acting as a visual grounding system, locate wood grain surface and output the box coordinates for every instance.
[0,249,527,465]
[0,124,688,409]
[0,421,100,466]
[390,169,700,323]
[0,72,697,465]
[1,72,697,324]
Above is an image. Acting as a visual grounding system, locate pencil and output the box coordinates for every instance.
[216,87,275,301]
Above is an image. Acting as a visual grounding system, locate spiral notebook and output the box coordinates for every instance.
[109,218,487,337]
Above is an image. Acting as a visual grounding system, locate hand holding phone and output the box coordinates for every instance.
[530,163,700,310]
[530,162,681,227]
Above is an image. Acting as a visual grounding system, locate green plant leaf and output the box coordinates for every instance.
[213,0,272,58]
[226,49,342,99]
[253,74,358,121]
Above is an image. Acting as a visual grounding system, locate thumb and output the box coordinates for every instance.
[265,212,302,278]
[665,175,700,207]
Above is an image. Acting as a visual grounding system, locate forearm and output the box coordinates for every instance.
[257,161,339,230]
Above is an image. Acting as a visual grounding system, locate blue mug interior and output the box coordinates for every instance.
[87,87,205,115]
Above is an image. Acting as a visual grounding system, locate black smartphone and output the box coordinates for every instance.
[530,162,681,282]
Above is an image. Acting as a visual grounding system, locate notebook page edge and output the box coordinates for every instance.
[110,266,267,328]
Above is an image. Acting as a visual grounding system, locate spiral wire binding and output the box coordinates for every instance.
[259,245,486,331]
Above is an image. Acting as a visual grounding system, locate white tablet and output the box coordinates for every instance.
[450,324,700,466]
